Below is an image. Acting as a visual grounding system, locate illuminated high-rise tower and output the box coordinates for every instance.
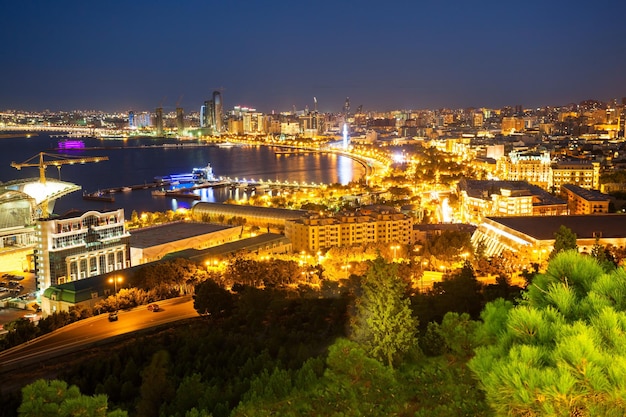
[200,102,208,128]
[213,90,223,134]
[128,111,135,128]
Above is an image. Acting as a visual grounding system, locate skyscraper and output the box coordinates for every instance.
[176,107,184,133]
[213,90,223,134]
[155,107,163,137]
[200,92,224,135]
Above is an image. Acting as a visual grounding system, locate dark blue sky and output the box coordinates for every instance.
[2,0,625,113]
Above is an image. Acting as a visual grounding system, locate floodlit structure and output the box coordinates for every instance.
[35,209,131,291]
[472,215,626,257]
[285,206,413,252]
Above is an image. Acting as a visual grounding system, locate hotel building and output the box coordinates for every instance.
[34,209,130,291]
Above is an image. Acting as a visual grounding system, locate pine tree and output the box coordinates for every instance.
[549,225,577,259]
[350,256,418,368]
[470,251,626,416]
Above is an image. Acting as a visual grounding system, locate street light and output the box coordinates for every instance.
[391,244,400,261]
[109,275,123,311]
[341,263,351,279]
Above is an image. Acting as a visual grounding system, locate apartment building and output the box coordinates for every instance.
[284,206,413,252]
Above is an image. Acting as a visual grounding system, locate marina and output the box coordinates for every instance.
[0,134,364,216]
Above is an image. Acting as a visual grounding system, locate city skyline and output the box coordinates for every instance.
[2,1,626,113]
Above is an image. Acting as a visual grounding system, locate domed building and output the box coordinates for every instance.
[0,178,80,272]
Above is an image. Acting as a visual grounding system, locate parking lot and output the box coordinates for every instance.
[0,271,38,329]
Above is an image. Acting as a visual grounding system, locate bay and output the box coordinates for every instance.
[0,133,364,217]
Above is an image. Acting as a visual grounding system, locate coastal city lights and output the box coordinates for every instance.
[2,0,626,415]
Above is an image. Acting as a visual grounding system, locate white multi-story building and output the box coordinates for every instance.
[35,209,130,291]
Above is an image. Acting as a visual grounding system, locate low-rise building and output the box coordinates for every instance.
[471,215,626,257]
[129,221,242,265]
[191,202,308,230]
[457,179,567,224]
[560,184,611,214]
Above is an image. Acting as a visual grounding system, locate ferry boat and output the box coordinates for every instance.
[155,163,216,185]
[152,189,167,196]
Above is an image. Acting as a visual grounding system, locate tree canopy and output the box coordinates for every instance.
[18,379,127,417]
[470,250,626,416]
[350,256,418,368]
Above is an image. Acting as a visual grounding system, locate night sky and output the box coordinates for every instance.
[2,0,626,113]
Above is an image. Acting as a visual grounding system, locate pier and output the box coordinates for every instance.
[82,177,324,204]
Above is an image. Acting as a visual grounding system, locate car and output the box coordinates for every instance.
[147,304,160,312]
[108,312,119,321]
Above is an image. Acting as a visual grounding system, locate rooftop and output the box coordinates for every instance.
[561,184,611,202]
[130,221,233,248]
[487,215,626,241]
[165,233,290,261]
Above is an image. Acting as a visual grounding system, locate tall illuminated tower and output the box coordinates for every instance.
[213,90,223,134]
[200,102,209,128]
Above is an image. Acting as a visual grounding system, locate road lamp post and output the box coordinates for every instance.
[391,244,400,261]
[109,276,123,311]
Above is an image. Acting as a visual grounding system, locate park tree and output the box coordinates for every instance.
[193,279,234,318]
[469,250,626,416]
[18,379,127,417]
[549,225,577,259]
[350,256,418,368]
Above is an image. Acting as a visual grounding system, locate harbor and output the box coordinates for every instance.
[82,163,324,204]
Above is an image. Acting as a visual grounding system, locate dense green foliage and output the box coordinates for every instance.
[57,287,348,417]
[470,251,626,416]
[549,225,577,259]
[18,379,126,417]
[350,257,418,367]
[6,246,536,417]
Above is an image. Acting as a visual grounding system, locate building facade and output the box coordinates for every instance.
[35,209,130,291]
[560,184,611,214]
[549,160,600,191]
[471,215,626,257]
[457,179,567,224]
[498,150,552,189]
[285,207,413,252]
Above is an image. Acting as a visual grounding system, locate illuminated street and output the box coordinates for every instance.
[0,296,197,373]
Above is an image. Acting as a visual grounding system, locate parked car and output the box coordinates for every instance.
[108,312,119,322]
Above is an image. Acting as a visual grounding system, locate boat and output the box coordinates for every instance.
[152,189,167,196]
[155,163,217,185]
[121,187,132,192]
[165,191,200,200]
[217,142,235,148]
[83,191,115,202]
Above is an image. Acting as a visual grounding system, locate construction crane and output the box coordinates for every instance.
[11,152,109,218]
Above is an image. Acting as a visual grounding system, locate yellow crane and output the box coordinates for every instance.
[11,152,109,218]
